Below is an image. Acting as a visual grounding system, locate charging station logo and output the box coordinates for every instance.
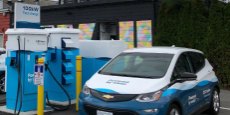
[36,40,46,45]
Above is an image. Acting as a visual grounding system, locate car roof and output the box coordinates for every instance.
[123,46,203,54]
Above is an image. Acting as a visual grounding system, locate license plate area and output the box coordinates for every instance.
[97,110,113,115]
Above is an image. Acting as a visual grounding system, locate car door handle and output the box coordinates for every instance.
[208,70,212,73]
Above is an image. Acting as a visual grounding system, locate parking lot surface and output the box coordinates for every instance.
[0,89,229,115]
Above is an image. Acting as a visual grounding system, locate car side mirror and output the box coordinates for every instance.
[178,72,197,81]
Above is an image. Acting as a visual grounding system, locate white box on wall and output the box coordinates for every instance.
[79,40,125,58]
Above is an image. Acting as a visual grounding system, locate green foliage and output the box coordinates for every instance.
[163,0,188,10]
[219,2,230,88]
[205,0,227,87]
[155,0,230,88]
[190,0,207,50]
[176,1,192,48]
[155,2,181,46]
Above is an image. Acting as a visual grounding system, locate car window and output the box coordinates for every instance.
[188,52,205,73]
[171,54,191,81]
[100,53,174,78]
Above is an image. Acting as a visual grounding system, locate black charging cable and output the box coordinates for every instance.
[13,61,22,115]
[14,38,22,115]
[45,62,71,111]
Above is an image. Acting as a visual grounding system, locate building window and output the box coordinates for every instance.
[0,34,3,48]
[100,22,117,40]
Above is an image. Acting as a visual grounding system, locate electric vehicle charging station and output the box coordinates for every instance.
[3,27,125,114]
[79,40,124,87]
[5,29,49,112]
[45,28,80,102]
[4,28,81,113]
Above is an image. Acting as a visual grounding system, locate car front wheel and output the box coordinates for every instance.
[0,74,5,94]
[166,104,181,115]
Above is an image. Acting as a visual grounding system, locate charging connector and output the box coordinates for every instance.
[10,57,16,67]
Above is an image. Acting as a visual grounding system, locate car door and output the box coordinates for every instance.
[187,52,211,112]
[170,53,198,114]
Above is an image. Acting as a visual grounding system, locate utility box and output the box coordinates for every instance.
[79,40,124,87]
[5,29,48,112]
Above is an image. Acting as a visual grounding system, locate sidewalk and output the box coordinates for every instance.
[45,105,78,115]
[0,104,78,115]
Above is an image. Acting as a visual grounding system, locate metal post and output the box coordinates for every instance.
[76,56,82,111]
[37,58,44,115]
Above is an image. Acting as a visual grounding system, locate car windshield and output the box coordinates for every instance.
[99,52,174,78]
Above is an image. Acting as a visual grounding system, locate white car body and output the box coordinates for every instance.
[79,47,220,115]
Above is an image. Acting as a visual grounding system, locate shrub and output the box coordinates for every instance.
[155,0,230,88]
[155,0,184,46]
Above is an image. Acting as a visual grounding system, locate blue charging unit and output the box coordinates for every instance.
[5,29,48,112]
[45,28,81,102]
[46,46,79,101]
[5,28,81,112]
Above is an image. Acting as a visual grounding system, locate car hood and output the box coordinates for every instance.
[86,73,169,94]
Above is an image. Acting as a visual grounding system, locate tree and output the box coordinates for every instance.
[176,1,192,47]
[190,0,208,50]
[205,0,226,86]
[155,0,230,88]
[220,2,230,88]
[155,0,185,46]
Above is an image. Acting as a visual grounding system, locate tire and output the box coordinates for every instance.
[0,74,5,94]
[166,104,181,115]
[205,88,220,115]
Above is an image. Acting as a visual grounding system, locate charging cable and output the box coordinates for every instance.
[45,62,71,111]
[14,37,22,115]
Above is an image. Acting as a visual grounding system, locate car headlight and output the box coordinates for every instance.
[83,85,90,95]
[135,91,163,102]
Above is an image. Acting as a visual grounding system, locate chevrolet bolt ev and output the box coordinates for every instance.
[79,47,220,115]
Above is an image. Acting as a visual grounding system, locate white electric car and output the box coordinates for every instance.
[79,47,220,115]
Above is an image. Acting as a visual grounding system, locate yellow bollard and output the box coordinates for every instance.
[76,56,82,111]
[37,58,44,115]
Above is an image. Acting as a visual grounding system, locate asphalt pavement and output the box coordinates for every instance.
[0,89,229,115]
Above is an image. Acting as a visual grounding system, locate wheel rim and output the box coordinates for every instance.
[0,76,5,92]
[213,91,220,112]
[170,108,180,115]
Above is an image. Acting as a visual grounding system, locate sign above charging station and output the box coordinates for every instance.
[34,64,44,86]
[14,3,40,29]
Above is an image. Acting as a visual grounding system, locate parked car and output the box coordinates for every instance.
[79,47,220,115]
[0,48,6,94]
